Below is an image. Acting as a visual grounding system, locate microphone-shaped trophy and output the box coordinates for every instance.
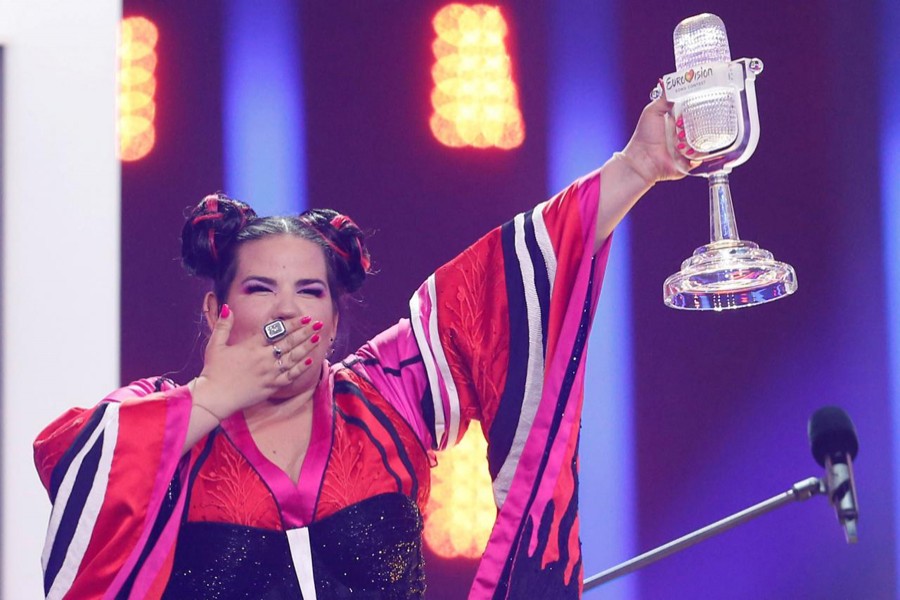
[657,13,797,310]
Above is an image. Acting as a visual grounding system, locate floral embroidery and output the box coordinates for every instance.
[443,236,510,431]
[189,436,280,528]
[317,418,375,516]
[316,376,431,520]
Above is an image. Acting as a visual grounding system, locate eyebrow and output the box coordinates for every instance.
[241,276,327,287]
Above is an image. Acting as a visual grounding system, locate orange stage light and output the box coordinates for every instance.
[430,4,525,149]
[424,421,496,559]
[119,17,159,161]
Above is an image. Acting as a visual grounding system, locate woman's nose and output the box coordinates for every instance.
[272,291,302,320]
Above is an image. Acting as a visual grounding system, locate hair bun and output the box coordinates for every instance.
[300,209,371,293]
[181,193,257,278]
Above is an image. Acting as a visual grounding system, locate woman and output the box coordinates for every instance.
[34,95,693,599]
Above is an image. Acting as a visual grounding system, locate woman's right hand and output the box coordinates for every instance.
[190,306,320,420]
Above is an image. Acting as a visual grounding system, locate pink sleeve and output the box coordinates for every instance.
[348,320,435,449]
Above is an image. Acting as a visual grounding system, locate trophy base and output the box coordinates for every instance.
[663,240,797,311]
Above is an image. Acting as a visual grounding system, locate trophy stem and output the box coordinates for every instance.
[709,172,740,243]
[663,171,798,310]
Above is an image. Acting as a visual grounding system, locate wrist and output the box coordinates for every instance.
[614,148,657,186]
[189,377,235,421]
[193,402,226,422]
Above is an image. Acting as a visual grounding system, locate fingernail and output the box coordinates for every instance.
[220,304,230,319]
[676,117,684,127]
[677,142,686,150]
[312,321,324,331]
[311,334,320,343]
[677,130,686,140]
[686,148,695,155]
[301,316,312,325]
[304,357,313,366]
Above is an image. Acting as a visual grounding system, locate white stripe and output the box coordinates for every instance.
[426,275,461,448]
[492,213,546,508]
[286,527,317,600]
[45,403,121,599]
[409,282,447,448]
[532,201,557,296]
[41,403,117,570]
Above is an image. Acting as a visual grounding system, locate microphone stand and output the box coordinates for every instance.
[583,476,824,592]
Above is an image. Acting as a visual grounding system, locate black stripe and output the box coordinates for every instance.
[494,260,596,599]
[179,431,219,525]
[334,381,419,498]
[335,381,425,498]
[44,430,106,594]
[116,433,219,600]
[335,406,404,492]
[116,475,184,600]
[420,384,437,450]
[311,395,337,519]
[405,315,439,448]
[49,403,110,503]
[487,218,530,479]
[556,433,581,567]
[360,354,424,377]
[153,377,175,392]
[523,209,551,356]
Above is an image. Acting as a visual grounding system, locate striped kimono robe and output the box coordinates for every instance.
[34,169,611,599]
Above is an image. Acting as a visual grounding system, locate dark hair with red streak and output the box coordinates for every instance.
[181,193,371,317]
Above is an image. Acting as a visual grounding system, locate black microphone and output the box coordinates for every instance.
[808,406,859,543]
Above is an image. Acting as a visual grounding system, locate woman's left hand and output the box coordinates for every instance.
[620,92,699,184]
[594,87,701,250]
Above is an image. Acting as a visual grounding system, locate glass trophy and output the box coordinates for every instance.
[657,14,797,311]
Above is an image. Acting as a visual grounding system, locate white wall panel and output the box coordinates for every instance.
[0,2,121,597]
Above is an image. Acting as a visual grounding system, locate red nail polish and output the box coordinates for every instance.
[220,304,230,319]
[304,357,313,366]
[677,142,686,150]
[676,117,684,127]
[311,334,320,343]
[686,148,695,155]
[312,321,324,331]
[301,316,312,325]
[677,130,686,140]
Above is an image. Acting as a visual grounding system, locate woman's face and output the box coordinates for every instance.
[207,234,338,396]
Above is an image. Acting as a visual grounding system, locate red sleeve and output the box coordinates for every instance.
[408,169,608,453]
[408,169,612,596]
[34,378,194,599]
[35,407,91,492]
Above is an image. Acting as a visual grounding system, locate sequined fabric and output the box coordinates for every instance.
[163,521,300,599]
[312,493,425,598]
[164,493,425,599]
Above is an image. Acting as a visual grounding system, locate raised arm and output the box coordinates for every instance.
[595,94,698,252]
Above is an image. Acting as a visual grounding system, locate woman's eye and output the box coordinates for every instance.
[247,285,272,294]
[300,288,324,297]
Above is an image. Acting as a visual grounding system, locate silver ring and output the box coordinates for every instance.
[264,319,287,342]
[277,358,286,372]
[273,345,283,359]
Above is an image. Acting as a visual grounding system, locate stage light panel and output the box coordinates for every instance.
[430,4,524,149]
[118,16,158,162]
[424,421,495,558]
